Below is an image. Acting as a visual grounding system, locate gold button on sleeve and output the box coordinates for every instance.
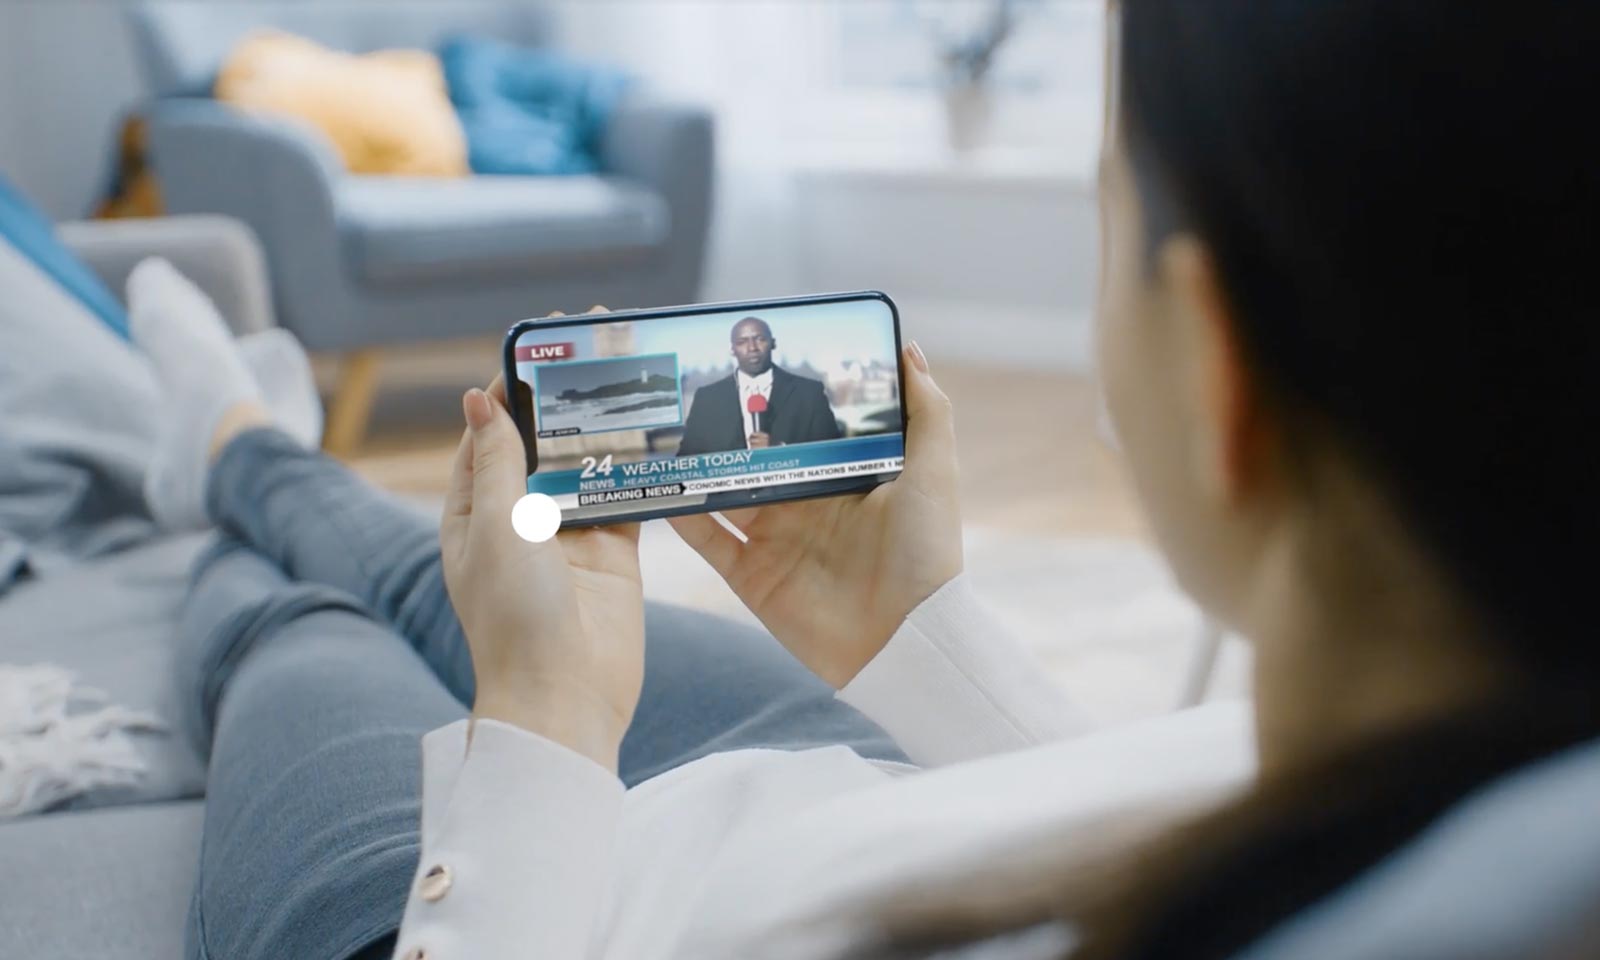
[418,863,453,903]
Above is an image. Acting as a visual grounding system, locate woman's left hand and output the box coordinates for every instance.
[669,342,963,688]
[439,374,645,772]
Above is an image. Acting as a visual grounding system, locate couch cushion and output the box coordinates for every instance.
[0,800,202,958]
[336,174,669,284]
[216,31,469,177]
[0,535,213,811]
[132,0,549,96]
[1238,734,1600,960]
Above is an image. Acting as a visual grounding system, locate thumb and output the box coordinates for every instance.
[463,387,529,529]
[900,342,958,497]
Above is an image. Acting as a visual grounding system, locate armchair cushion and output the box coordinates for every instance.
[336,174,669,285]
[440,36,632,176]
[216,30,469,177]
[132,1,549,97]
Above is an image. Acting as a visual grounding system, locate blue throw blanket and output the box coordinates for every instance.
[440,36,633,176]
[0,175,129,339]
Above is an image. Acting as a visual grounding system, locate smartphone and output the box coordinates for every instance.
[502,291,907,528]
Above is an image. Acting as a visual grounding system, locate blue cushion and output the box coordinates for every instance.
[440,36,633,176]
[0,175,129,339]
[335,174,668,285]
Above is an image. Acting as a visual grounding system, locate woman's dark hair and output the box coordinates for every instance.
[882,2,1599,958]
[1091,1,1600,956]
[1122,0,1597,678]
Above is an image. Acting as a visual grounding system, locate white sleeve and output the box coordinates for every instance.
[837,574,1091,767]
[393,719,624,960]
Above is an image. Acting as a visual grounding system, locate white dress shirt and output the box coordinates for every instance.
[390,576,1257,960]
[735,368,774,445]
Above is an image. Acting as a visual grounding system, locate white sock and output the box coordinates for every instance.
[129,261,326,529]
[238,328,323,449]
[138,333,325,530]
[129,258,262,530]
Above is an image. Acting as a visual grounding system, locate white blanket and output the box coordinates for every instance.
[0,664,166,819]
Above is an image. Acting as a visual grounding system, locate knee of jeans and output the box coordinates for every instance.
[187,825,417,960]
[189,534,249,586]
[182,575,372,758]
[185,536,295,605]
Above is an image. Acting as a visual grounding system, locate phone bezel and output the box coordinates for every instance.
[501,290,908,528]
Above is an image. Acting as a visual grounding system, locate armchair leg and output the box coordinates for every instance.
[322,349,382,458]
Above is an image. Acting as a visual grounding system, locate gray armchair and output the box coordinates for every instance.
[130,1,714,453]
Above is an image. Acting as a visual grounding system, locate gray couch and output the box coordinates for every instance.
[129,0,714,452]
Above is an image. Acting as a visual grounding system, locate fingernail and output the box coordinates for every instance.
[463,389,492,431]
[908,340,930,373]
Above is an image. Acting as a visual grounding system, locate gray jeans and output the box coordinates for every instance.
[180,428,904,960]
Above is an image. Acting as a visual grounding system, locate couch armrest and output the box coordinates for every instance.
[58,215,275,336]
[601,100,715,298]
[144,99,348,341]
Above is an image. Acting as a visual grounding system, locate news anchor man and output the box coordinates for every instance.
[676,316,842,456]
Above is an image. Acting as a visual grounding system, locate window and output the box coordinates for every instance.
[833,1,1102,95]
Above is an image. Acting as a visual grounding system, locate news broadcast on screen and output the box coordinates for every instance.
[511,296,905,525]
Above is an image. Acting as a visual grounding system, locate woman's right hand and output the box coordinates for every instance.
[440,376,646,772]
[669,342,964,688]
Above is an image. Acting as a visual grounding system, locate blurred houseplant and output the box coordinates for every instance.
[932,0,1019,152]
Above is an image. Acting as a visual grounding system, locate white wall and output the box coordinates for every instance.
[0,1,145,219]
[553,1,1106,366]
[0,15,20,180]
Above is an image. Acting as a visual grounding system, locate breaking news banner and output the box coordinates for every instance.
[513,297,904,521]
[527,435,906,510]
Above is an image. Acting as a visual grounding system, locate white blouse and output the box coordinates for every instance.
[391,575,1256,960]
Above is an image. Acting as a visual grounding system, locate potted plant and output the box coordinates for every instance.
[933,0,1019,153]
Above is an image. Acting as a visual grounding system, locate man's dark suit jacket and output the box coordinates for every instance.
[676,366,841,456]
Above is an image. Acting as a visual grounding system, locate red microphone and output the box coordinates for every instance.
[746,394,768,435]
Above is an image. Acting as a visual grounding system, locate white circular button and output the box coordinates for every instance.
[419,863,453,902]
[511,493,562,543]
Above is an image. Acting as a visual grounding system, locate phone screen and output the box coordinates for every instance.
[504,292,906,527]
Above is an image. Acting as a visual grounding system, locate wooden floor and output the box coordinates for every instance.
[334,340,1146,540]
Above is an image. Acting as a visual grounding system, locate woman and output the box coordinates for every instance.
[139,0,1595,957]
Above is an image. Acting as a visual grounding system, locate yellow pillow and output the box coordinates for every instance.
[216,30,468,177]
